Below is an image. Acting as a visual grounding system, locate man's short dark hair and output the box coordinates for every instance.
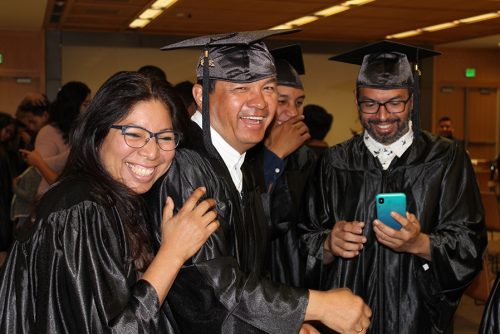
[438,116,452,123]
[303,104,333,140]
[138,65,169,85]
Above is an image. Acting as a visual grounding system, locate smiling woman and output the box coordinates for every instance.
[0,71,219,333]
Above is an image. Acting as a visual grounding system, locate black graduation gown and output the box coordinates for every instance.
[248,144,318,288]
[300,131,487,334]
[145,134,308,333]
[0,145,14,251]
[0,177,177,333]
[479,272,500,333]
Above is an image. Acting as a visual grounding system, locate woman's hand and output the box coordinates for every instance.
[19,149,44,168]
[160,187,219,264]
[142,187,219,303]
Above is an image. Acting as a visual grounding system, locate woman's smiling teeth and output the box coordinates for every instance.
[126,162,154,177]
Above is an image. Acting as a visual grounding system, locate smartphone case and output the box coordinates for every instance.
[375,193,406,230]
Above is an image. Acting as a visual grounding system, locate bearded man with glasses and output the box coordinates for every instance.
[299,41,486,334]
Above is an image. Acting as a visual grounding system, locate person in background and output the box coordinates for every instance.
[173,80,196,117]
[21,81,91,195]
[15,92,50,149]
[300,41,486,333]
[151,30,372,334]
[260,44,311,193]
[0,112,17,262]
[437,115,455,140]
[303,104,333,158]
[0,71,219,333]
[138,64,172,87]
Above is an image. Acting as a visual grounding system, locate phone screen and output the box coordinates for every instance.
[375,193,406,230]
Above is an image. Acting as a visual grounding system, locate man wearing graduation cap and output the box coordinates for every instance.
[300,40,486,333]
[147,30,372,334]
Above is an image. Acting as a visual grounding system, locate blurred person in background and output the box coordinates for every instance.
[20,81,91,195]
[0,112,17,263]
[303,104,333,158]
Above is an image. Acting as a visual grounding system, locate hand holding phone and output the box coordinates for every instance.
[375,193,406,230]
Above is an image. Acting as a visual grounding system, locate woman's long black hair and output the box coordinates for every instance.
[49,81,90,144]
[61,71,186,271]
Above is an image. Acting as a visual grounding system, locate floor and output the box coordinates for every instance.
[454,294,485,333]
[454,230,499,334]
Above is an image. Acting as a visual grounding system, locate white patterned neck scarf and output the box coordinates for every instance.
[363,123,414,170]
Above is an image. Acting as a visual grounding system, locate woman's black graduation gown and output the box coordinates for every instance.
[146,144,309,334]
[300,131,487,334]
[0,177,177,333]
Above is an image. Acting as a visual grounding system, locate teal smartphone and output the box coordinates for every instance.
[375,193,406,230]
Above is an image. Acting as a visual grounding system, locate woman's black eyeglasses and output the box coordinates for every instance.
[110,125,181,151]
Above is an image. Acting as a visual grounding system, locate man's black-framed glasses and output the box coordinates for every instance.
[110,125,181,151]
[357,94,413,114]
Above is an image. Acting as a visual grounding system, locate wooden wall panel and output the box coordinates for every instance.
[434,48,500,87]
[0,30,45,116]
[433,48,500,160]
[435,86,465,140]
[467,89,497,143]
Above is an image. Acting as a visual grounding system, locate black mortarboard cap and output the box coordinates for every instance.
[271,44,305,89]
[329,40,440,134]
[161,29,299,157]
[162,29,299,83]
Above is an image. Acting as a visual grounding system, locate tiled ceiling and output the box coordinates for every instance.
[3,0,500,47]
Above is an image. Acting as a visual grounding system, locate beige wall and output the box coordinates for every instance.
[432,47,500,159]
[62,46,359,146]
[0,30,45,116]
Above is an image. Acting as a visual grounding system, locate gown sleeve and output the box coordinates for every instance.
[0,197,165,334]
[297,150,335,289]
[422,145,486,294]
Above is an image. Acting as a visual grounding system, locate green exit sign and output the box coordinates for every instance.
[0,53,3,64]
[465,68,476,78]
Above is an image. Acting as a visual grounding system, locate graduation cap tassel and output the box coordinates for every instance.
[412,63,420,135]
[201,48,219,158]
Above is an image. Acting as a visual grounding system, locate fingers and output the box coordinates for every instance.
[352,303,371,334]
[192,197,217,216]
[179,187,207,212]
[330,221,366,258]
[390,211,410,229]
[206,219,220,233]
[176,187,218,228]
[299,323,321,334]
[162,196,174,223]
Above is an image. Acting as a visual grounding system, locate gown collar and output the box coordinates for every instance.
[363,124,414,170]
[192,111,245,193]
